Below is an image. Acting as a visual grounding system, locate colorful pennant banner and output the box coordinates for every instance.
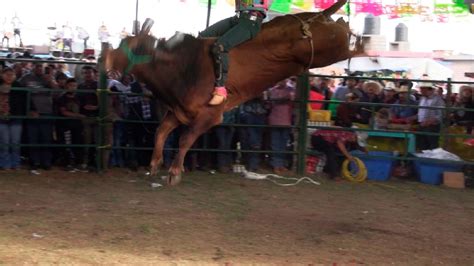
[197,0,470,20]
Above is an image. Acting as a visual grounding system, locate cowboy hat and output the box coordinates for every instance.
[384,82,398,91]
[418,81,436,89]
[351,125,368,147]
[397,85,410,93]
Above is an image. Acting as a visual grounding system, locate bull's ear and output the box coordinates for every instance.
[140,18,154,35]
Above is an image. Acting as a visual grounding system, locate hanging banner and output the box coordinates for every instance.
[353,0,384,16]
[313,0,337,10]
[293,0,313,10]
[270,0,292,13]
[213,0,471,20]
[199,0,217,6]
[434,0,469,14]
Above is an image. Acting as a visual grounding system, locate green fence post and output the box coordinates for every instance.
[442,78,452,149]
[96,42,109,172]
[296,74,309,176]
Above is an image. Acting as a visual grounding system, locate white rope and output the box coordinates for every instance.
[241,170,321,186]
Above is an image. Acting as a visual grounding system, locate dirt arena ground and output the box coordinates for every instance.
[1,169,473,265]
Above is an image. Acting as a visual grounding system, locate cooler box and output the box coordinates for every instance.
[414,160,463,185]
[352,151,395,181]
[308,110,331,122]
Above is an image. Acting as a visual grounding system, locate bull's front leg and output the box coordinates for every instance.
[168,112,223,186]
[149,112,180,176]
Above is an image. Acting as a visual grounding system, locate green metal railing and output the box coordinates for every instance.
[2,56,474,176]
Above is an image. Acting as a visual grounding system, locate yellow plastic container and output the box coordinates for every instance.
[308,110,331,122]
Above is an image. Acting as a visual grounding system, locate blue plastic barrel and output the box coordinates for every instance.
[414,161,463,185]
[352,151,395,181]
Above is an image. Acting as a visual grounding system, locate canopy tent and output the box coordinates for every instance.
[330,57,454,81]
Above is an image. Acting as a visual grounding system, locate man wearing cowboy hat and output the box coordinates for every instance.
[390,85,418,123]
[381,81,398,104]
[417,81,445,150]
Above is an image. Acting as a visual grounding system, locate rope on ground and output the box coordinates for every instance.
[241,171,321,186]
[341,157,367,182]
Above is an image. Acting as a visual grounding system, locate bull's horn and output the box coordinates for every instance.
[141,18,154,35]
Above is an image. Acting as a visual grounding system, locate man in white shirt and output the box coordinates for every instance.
[417,81,445,150]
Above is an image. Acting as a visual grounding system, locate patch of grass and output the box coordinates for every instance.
[137,224,155,234]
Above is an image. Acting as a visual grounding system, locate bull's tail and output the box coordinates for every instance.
[322,0,347,18]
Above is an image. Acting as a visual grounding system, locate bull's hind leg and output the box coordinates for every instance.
[167,112,223,186]
[149,112,180,176]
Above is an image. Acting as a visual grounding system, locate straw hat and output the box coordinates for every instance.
[384,82,398,91]
[418,81,436,89]
[397,85,410,93]
[351,125,368,147]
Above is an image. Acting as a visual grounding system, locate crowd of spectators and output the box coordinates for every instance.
[0,57,473,177]
[311,73,474,151]
[0,57,297,175]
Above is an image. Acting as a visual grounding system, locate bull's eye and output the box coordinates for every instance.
[135,42,147,55]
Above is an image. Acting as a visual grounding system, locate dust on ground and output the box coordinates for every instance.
[1,169,473,265]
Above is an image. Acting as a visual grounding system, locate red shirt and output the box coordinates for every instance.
[309,90,324,110]
[312,129,355,144]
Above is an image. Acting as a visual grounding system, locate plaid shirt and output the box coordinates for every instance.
[418,95,445,124]
[141,100,152,120]
[312,129,356,144]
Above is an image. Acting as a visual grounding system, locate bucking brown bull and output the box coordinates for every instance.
[105,0,364,185]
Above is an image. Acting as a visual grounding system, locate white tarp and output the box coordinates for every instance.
[331,57,454,80]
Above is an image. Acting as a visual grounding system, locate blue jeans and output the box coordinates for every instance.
[110,121,126,167]
[0,120,23,169]
[215,126,235,168]
[27,119,53,168]
[270,128,291,168]
[240,113,266,171]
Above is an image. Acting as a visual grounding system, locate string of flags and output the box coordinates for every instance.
[197,0,471,20]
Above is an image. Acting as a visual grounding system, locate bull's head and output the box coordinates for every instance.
[104,18,156,78]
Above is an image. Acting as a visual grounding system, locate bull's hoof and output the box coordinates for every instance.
[147,165,159,176]
[167,175,182,186]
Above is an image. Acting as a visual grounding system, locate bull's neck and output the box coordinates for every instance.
[119,41,153,75]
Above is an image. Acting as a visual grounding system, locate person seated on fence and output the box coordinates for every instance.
[358,81,382,125]
[451,85,474,133]
[335,92,362,128]
[0,67,27,170]
[333,73,363,101]
[417,81,445,151]
[56,78,87,172]
[267,79,295,174]
[390,85,418,124]
[310,127,368,181]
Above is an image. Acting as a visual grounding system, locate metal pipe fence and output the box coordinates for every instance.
[1,56,474,176]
